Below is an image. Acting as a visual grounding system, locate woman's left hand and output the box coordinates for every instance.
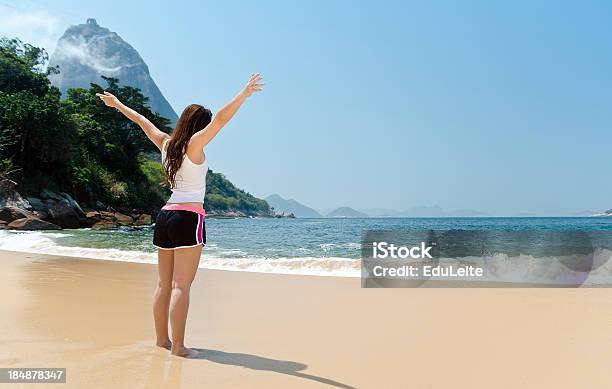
[95,91,121,108]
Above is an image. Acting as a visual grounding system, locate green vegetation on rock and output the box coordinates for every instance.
[0,38,271,216]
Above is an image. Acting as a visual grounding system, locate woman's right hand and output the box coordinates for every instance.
[242,73,264,97]
[95,91,121,108]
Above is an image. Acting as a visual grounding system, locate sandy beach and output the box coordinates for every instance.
[1,250,612,388]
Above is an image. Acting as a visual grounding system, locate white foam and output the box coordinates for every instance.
[0,230,157,264]
[3,230,611,284]
[0,230,360,277]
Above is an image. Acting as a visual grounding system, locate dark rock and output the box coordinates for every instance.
[59,192,85,216]
[98,211,116,221]
[81,211,102,228]
[48,202,80,229]
[33,210,49,220]
[133,214,152,225]
[0,206,35,223]
[26,196,47,212]
[40,189,64,202]
[114,212,133,225]
[85,211,101,219]
[43,199,57,208]
[79,216,97,228]
[8,217,61,230]
[0,220,7,229]
[92,220,119,230]
[0,189,32,210]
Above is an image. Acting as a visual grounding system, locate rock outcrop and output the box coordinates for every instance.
[134,214,152,225]
[0,188,32,210]
[7,217,61,230]
[0,189,153,231]
[48,18,178,123]
[0,206,34,222]
[48,202,80,229]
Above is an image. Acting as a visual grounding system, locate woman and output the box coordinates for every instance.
[96,73,264,357]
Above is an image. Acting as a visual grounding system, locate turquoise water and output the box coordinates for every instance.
[2,217,612,277]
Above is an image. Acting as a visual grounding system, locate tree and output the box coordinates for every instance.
[0,38,75,191]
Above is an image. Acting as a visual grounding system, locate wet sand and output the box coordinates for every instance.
[1,249,612,388]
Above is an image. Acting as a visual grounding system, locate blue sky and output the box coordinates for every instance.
[1,0,612,215]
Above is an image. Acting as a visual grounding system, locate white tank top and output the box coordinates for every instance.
[161,138,209,203]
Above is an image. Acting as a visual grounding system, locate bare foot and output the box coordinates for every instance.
[171,346,200,358]
[156,340,172,350]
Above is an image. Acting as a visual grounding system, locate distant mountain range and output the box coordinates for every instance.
[326,207,368,218]
[356,205,487,217]
[268,194,610,218]
[265,194,322,218]
[267,195,367,218]
[48,18,178,123]
[360,205,482,217]
[268,195,488,218]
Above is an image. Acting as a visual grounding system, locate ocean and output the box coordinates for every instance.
[2,217,612,282]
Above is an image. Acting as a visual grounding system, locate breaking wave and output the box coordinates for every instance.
[0,230,360,277]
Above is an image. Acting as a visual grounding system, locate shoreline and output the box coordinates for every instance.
[2,239,612,285]
[2,250,612,388]
[0,237,361,277]
[0,247,359,279]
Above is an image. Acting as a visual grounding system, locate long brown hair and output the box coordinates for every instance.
[163,104,212,188]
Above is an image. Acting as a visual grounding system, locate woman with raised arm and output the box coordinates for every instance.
[96,73,264,357]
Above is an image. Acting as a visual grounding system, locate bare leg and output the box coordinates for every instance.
[169,245,202,357]
[153,248,174,349]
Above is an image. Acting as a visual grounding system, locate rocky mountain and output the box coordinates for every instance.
[593,209,612,217]
[326,206,368,218]
[266,194,322,218]
[48,18,178,123]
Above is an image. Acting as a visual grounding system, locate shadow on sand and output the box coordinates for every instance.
[191,348,357,389]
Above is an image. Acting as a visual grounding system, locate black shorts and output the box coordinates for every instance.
[153,210,206,250]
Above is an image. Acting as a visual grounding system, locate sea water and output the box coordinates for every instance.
[2,217,612,280]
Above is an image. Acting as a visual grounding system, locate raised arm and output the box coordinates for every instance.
[188,73,264,151]
[96,91,169,151]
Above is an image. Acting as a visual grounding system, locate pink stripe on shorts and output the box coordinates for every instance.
[161,204,206,216]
